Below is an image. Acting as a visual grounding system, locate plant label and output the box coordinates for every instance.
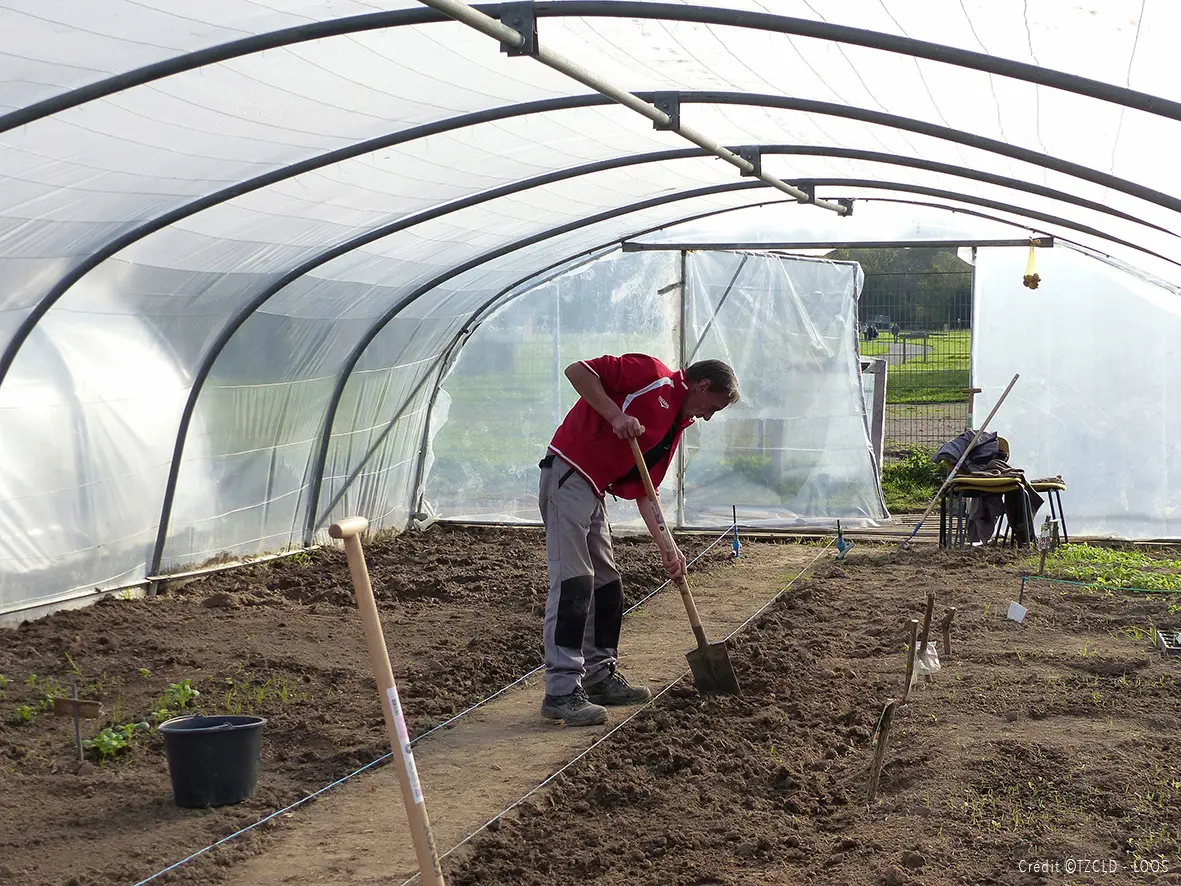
[1006,601,1028,623]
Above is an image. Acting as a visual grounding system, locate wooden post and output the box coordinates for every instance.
[866,699,897,803]
[940,607,957,659]
[330,517,446,886]
[901,618,920,704]
[918,592,936,654]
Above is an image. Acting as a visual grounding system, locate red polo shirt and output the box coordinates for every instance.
[547,354,693,500]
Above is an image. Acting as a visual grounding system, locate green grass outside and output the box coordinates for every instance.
[879,446,943,513]
[863,330,971,405]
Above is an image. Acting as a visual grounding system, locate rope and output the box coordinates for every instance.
[128,525,738,886]
[1021,572,1181,595]
[396,537,835,885]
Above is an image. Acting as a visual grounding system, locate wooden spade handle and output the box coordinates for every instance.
[628,438,709,647]
[331,518,446,886]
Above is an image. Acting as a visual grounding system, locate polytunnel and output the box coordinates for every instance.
[3,0,1181,621]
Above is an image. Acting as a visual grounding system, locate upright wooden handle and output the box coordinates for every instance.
[337,526,445,886]
[628,438,708,644]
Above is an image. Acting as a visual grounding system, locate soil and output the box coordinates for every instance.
[446,546,1181,886]
[0,525,731,886]
[4,530,1181,886]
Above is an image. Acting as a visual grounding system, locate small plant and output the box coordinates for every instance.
[0,674,8,691]
[288,550,313,567]
[12,704,35,725]
[165,679,200,709]
[63,651,82,676]
[83,721,150,765]
[138,668,151,678]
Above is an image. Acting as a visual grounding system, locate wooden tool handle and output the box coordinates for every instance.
[333,522,446,886]
[628,438,708,644]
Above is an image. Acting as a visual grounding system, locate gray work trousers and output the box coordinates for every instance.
[538,455,624,697]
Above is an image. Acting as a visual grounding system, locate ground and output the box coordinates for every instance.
[1,528,1179,885]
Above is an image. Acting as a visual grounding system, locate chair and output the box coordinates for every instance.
[937,436,1037,548]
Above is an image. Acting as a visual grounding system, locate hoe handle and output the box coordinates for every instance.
[330,517,446,886]
[629,438,709,647]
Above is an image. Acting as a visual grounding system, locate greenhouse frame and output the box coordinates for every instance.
[3,0,1181,621]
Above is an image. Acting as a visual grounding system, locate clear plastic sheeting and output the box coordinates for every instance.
[680,251,884,527]
[425,247,885,528]
[0,312,214,613]
[426,248,681,524]
[973,245,1181,539]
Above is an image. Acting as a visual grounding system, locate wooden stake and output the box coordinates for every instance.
[330,517,446,886]
[901,618,920,705]
[941,607,957,659]
[866,699,897,803]
[918,592,936,654]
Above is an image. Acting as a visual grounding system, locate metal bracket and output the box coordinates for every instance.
[838,197,855,216]
[736,145,761,177]
[648,92,681,131]
[796,183,815,204]
[498,3,538,56]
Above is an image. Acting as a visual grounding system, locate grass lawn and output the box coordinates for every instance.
[862,330,971,404]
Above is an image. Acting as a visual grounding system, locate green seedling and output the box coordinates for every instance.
[0,674,8,691]
[63,651,82,676]
[137,668,151,678]
[11,704,35,725]
[83,721,150,765]
[165,679,200,709]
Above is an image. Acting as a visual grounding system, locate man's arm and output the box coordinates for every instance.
[636,495,688,580]
[565,362,644,439]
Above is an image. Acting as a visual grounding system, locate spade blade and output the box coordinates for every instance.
[686,641,742,695]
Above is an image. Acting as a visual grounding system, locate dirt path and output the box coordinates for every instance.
[222,544,821,885]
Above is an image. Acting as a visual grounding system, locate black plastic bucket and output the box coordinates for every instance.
[158,714,266,808]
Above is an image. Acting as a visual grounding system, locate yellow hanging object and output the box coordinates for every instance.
[1022,244,1040,289]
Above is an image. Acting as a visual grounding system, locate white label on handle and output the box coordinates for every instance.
[386,684,424,805]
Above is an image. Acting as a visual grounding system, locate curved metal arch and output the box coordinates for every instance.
[301,171,1181,542]
[147,146,1175,567]
[9,89,1179,427]
[789,179,1177,266]
[5,1,1180,136]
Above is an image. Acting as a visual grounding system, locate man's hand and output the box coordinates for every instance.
[611,413,645,439]
[662,543,688,580]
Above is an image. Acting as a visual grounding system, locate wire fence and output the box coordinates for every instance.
[859,277,973,454]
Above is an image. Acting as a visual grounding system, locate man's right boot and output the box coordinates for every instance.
[541,686,608,726]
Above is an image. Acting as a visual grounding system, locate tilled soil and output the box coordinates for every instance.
[0,525,732,886]
[447,546,1181,886]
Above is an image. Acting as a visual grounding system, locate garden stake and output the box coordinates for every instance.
[52,681,102,769]
[901,618,920,704]
[629,439,741,694]
[866,699,897,803]
[918,592,936,652]
[329,516,446,886]
[941,607,957,658]
[894,373,1020,556]
[1007,575,1029,623]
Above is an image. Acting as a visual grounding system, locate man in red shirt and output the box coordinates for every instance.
[538,354,739,726]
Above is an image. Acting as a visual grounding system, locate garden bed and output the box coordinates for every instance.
[447,546,1181,886]
[0,525,731,886]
